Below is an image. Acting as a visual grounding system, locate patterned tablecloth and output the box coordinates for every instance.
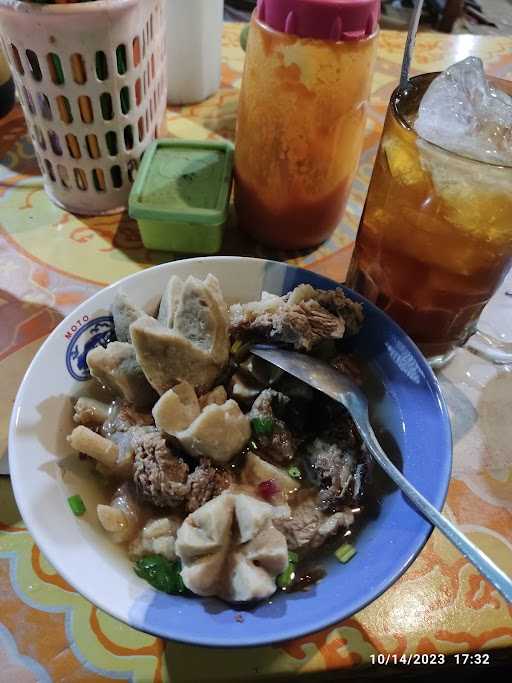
[1,24,511,682]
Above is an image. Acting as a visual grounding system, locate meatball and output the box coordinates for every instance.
[186,458,233,513]
[132,428,189,507]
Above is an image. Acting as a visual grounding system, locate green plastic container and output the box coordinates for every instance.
[129,139,234,253]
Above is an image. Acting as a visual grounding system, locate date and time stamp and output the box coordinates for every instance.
[370,653,491,666]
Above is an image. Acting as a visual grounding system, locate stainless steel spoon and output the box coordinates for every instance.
[399,0,425,91]
[251,345,512,604]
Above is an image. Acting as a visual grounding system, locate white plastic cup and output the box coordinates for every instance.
[165,0,223,105]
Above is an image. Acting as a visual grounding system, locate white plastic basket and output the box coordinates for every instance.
[0,0,167,215]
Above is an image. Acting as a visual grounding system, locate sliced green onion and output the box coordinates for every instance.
[68,494,86,517]
[335,543,356,564]
[134,555,186,595]
[288,465,301,479]
[277,551,299,589]
[251,416,274,436]
[277,562,295,589]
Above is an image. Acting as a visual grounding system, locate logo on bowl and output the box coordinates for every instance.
[65,315,115,381]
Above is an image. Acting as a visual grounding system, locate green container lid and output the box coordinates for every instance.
[129,139,234,253]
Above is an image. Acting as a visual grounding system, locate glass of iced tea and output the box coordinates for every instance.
[346,69,512,366]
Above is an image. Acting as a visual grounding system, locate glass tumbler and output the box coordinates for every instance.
[346,73,512,366]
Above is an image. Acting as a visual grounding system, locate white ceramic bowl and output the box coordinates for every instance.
[9,257,451,647]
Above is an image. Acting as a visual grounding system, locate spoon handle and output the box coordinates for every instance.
[399,0,425,91]
[363,423,512,603]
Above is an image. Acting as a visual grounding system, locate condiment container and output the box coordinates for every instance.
[234,0,379,249]
[129,138,234,253]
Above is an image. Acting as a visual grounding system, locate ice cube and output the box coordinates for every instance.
[417,135,511,239]
[414,57,512,166]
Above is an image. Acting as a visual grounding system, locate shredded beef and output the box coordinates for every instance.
[230,285,363,351]
[274,493,354,551]
[305,416,360,511]
[249,389,295,464]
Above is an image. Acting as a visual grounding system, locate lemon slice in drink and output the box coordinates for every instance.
[383,136,425,187]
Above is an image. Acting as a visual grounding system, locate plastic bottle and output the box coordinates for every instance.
[165,0,223,105]
[234,0,379,249]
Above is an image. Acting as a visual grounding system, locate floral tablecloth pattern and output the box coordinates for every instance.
[1,25,511,682]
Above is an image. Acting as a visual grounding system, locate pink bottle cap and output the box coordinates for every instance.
[257,0,380,41]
